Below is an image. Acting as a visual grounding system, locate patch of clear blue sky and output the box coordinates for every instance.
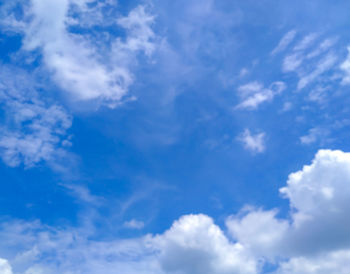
[1,0,350,240]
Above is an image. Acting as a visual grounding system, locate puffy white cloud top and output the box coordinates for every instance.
[0,258,12,274]
[156,214,257,274]
[228,149,350,272]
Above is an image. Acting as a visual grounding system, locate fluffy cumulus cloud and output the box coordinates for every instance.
[0,69,72,168]
[0,258,12,274]
[2,0,157,107]
[156,214,257,274]
[2,149,350,273]
[227,149,350,272]
[226,208,289,259]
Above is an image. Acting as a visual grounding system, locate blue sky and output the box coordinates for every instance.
[1,0,350,273]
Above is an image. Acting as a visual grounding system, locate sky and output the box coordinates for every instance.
[1,0,350,273]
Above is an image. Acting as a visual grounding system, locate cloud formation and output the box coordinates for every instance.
[3,0,157,107]
[0,215,257,274]
[228,149,350,272]
[156,214,257,274]
[3,149,350,273]
[278,32,340,91]
[0,69,72,168]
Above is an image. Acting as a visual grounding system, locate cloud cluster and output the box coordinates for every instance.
[0,69,72,168]
[2,149,350,273]
[3,0,157,107]
[276,31,339,91]
[243,31,348,149]
[0,216,257,274]
[228,149,350,272]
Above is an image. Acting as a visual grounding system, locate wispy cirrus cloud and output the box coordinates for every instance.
[236,81,286,110]
[306,38,338,59]
[279,32,340,90]
[297,52,337,90]
[271,29,297,55]
[293,33,318,51]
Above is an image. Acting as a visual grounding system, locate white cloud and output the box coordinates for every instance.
[0,215,257,274]
[271,30,297,55]
[276,250,350,274]
[123,219,145,230]
[281,34,339,91]
[238,129,266,153]
[0,219,160,274]
[306,38,337,59]
[4,1,157,107]
[300,127,330,145]
[282,52,303,72]
[282,101,292,112]
[0,69,72,168]
[236,81,286,110]
[307,86,329,103]
[115,6,156,57]
[227,208,288,259]
[0,258,12,274]
[156,214,257,274]
[297,53,337,90]
[340,46,350,85]
[62,184,104,205]
[237,81,264,97]
[239,68,249,77]
[227,149,350,271]
[3,150,350,273]
[293,33,318,52]
[280,149,350,228]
